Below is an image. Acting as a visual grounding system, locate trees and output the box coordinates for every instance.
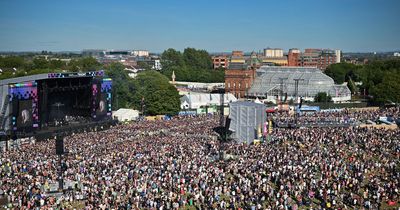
[0,56,25,69]
[370,72,400,104]
[325,63,361,94]
[137,61,151,70]
[49,59,65,69]
[104,66,181,115]
[161,48,185,69]
[68,57,101,72]
[32,58,49,69]
[314,92,332,102]
[183,48,212,70]
[324,59,400,104]
[357,59,400,104]
[160,48,224,83]
[0,55,102,76]
[131,71,180,115]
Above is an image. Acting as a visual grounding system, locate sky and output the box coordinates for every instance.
[0,0,399,53]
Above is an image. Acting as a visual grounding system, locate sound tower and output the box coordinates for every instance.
[55,135,64,155]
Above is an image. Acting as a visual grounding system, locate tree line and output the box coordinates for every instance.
[325,59,400,104]
[0,56,102,80]
[160,48,225,83]
[105,63,180,115]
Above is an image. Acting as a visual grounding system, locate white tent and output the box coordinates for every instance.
[254,97,262,104]
[112,109,139,121]
[180,92,237,109]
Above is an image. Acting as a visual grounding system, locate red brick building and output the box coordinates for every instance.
[288,48,338,70]
[225,64,256,98]
[212,55,229,69]
[232,51,244,57]
[288,48,301,66]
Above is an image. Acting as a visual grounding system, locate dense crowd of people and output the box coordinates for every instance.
[0,110,399,209]
[273,107,399,126]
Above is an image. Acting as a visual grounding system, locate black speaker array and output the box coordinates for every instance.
[55,135,64,155]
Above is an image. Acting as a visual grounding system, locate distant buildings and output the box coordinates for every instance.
[82,49,161,70]
[230,51,246,64]
[288,48,301,66]
[264,48,283,58]
[394,52,400,57]
[262,57,288,66]
[262,48,288,66]
[335,50,341,63]
[232,51,244,57]
[213,47,340,71]
[292,49,339,70]
[82,49,105,57]
[132,50,149,57]
[212,55,229,69]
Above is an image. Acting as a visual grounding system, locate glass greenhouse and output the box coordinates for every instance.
[247,66,351,102]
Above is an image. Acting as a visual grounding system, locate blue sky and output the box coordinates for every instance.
[0,0,399,52]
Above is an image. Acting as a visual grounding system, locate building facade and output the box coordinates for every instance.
[225,64,256,99]
[288,48,301,66]
[261,48,287,66]
[230,50,246,64]
[212,55,229,69]
[264,48,284,58]
[262,57,288,66]
[335,50,341,63]
[288,49,340,70]
[132,50,149,57]
[232,51,244,57]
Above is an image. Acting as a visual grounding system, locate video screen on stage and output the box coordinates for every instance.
[96,93,108,119]
[17,99,33,127]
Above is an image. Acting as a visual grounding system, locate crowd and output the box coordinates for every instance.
[273,107,399,126]
[0,111,399,209]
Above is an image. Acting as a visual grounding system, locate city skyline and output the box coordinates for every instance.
[0,0,399,52]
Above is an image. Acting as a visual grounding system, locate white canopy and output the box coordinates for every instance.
[180,92,237,109]
[112,108,139,121]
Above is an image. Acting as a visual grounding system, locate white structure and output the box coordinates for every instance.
[264,48,284,58]
[394,52,400,57]
[335,50,341,63]
[152,59,162,70]
[171,81,224,91]
[289,48,300,54]
[228,101,266,144]
[171,71,176,84]
[180,92,237,109]
[132,50,149,57]
[112,108,139,121]
[124,68,140,78]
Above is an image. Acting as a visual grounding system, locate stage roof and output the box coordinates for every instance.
[0,74,49,86]
[0,71,105,86]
